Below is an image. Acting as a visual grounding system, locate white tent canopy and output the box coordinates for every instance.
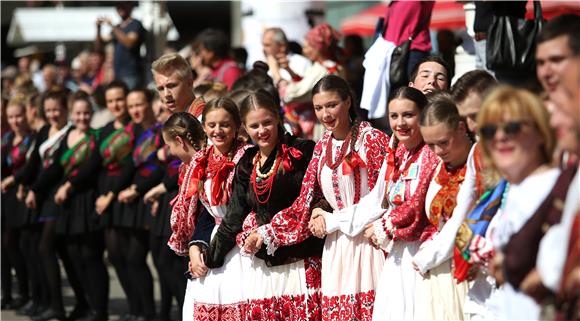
[7,6,179,46]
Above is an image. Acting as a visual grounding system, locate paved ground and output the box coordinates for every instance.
[1,256,180,321]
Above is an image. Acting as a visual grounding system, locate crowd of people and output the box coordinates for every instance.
[0,4,578,321]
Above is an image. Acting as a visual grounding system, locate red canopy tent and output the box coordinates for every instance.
[340,1,580,36]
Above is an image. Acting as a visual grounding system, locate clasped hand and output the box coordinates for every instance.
[308,208,327,238]
[243,231,263,254]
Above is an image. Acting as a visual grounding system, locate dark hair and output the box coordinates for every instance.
[197,29,230,59]
[311,74,359,122]
[537,14,580,55]
[419,93,461,129]
[105,79,129,97]
[312,75,361,152]
[128,88,154,105]
[239,89,280,122]
[162,112,205,148]
[239,90,285,142]
[202,97,242,130]
[450,70,497,104]
[195,82,227,102]
[232,61,280,107]
[409,55,451,86]
[42,89,68,112]
[389,87,428,112]
[226,89,252,108]
[71,90,93,112]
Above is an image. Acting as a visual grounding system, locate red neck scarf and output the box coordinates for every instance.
[429,163,467,227]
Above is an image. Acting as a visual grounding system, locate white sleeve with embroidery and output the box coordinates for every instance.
[413,146,477,274]
[325,158,389,237]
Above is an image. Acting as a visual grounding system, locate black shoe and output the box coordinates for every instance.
[16,300,35,315]
[31,308,66,321]
[118,314,137,321]
[6,297,28,309]
[68,304,91,321]
[31,305,49,318]
[1,297,13,309]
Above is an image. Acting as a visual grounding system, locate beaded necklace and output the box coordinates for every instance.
[325,133,351,170]
[251,150,281,204]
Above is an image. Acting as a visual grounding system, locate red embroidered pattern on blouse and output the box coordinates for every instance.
[168,143,250,255]
[321,290,375,321]
[265,123,390,252]
[381,142,440,243]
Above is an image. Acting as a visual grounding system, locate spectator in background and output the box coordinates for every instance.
[231,47,248,72]
[409,56,450,95]
[88,50,106,91]
[197,29,242,90]
[383,1,435,77]
[96,1,146,89]
[472,1,526,72]
[189,41,213,88]
[343,34,365,105]
[436,29,459,81]
[262,27,311,83]
[33,64,59,93]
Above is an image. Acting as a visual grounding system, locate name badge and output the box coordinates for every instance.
[404,163,419,180]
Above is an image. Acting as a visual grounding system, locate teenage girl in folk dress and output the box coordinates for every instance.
[245,75,390,321]
[411,94,473,320]
[1,96,33,311]
[165,98,252,321]
[52,92,110,321]
[23,90,89,321]
[203,90,324,321]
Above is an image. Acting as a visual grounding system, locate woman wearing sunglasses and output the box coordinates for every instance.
[477,86,558,320]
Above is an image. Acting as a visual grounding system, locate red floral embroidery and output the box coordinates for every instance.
[193,301,248,321]
[264,122,389,253]
[304,257,322,290]
[382,142,440,243]
[246,293,320,321]
[321,290,375,321]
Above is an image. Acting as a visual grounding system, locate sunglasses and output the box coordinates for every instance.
[479,121,527,140]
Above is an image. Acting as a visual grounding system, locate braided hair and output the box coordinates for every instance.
[162,112,206,149]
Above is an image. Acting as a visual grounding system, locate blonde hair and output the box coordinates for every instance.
[477,86,555,171]
[151,53,193,81]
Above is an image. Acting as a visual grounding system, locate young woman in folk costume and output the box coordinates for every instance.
[146,95,187,321]
[408,94,473,320]
[316,86,438,320]
[69,80,138,320]
[165,98,251,321]
[114,88,165,321]
[200,90,323,321]
[410,70,499,320]
[1,96,33,311]
[43,92,109,321]
[244,75,390,321]
[22,90,90,321]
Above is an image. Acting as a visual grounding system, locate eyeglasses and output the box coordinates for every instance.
[479,121,527,140]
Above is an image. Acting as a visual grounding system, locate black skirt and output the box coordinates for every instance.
[55,188,103,235]
[118,196,152,230]
[151,189,176,237]
[2,186,30,228]
[37,185,61,223]
[97,173,124,228]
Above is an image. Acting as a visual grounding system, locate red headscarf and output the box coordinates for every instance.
[305,23,343,62]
